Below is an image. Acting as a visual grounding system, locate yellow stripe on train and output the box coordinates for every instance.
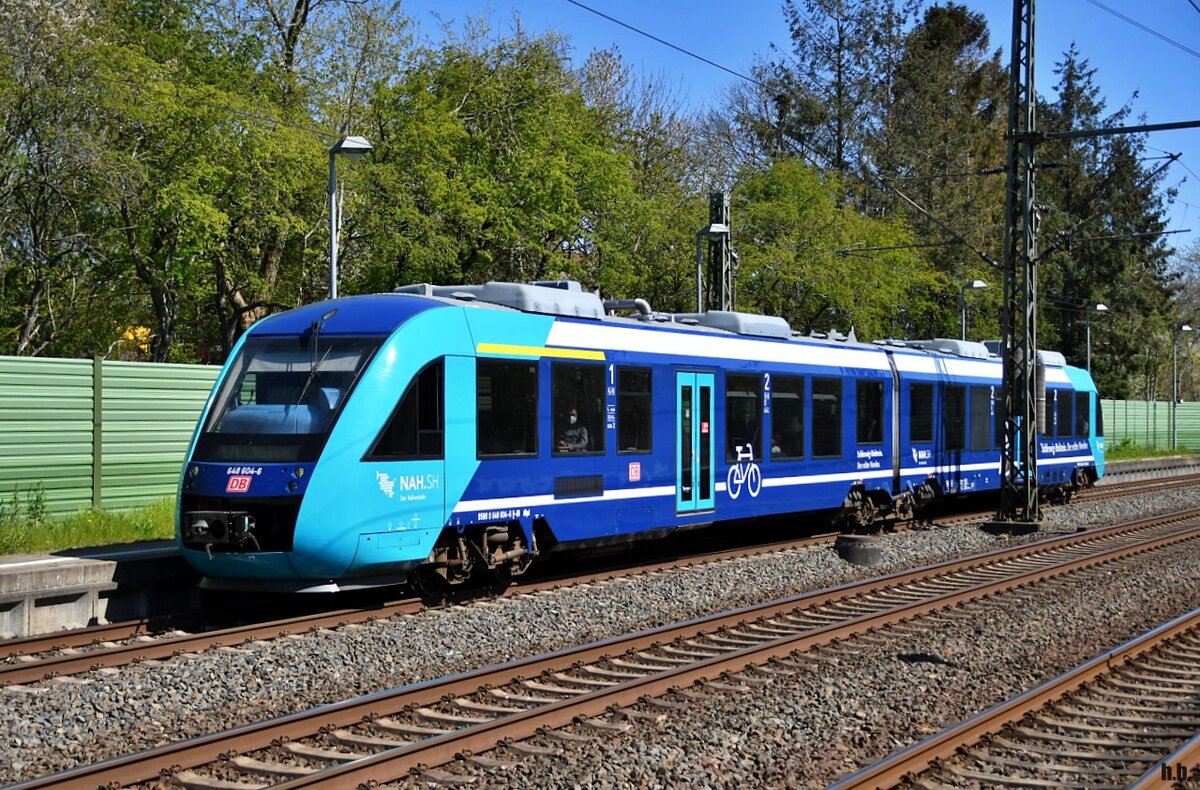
[476,342,605,361]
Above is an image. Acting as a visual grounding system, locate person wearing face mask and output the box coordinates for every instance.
[558,406,589,452]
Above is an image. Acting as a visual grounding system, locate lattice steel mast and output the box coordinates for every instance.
[996,0,1040,525]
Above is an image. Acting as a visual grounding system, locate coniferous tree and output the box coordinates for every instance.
[871,2,1007,339]
[1038,46,1176,397]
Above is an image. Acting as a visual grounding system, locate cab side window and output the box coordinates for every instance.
[368,359,444,459]
[1074,392,1090,437]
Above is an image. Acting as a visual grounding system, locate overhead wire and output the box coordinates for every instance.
[563,0,760,86]
[1082,0,1200,60]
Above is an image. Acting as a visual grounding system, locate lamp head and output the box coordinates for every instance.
[331,135,373,161]
[1093,303,1108,314]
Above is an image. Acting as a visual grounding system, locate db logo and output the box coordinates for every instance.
[226,475,253,493]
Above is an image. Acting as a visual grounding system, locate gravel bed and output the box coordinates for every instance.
[448,534,1200,789]
[3,486,1198,783]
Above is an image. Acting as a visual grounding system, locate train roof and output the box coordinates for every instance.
[250,293,442,336]
[250,280,1077,370]
[390,280,1014,362]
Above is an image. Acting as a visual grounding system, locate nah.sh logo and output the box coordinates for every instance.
[226,475,252,493]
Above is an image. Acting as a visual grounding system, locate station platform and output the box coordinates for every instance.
[0,541,199,638]
[1098,454,1200,483]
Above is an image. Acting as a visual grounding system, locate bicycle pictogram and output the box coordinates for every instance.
[726,443,762,499]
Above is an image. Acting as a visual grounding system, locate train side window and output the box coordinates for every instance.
[617,367,652,453]
[909,382,934,443]
[771,375,805,460]
[970,387,992,451]
[812,377,842,458]
[725,373,763,461]
[1095,396,1104,437]
[367,359,444,460]
[477,360,537,457]
[942,384,966,451]
[1074,391,1089,437]
[552,363,605,454]
[856,379,884,445]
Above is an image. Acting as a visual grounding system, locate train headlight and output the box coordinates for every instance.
[294,467,305,478]
[187,517,210,540]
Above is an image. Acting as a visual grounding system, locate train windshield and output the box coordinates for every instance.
[193,335,381,463]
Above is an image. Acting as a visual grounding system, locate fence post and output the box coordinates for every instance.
[92,356,103,510]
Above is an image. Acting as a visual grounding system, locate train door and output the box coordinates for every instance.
[676,372,715,512]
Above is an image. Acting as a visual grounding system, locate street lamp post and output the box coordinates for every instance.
[1085,303,1108,373]
[1174,323,1193,450]
[960,279,987,341]
[328,135,373,300]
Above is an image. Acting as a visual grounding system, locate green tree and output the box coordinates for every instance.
[1037,46,1176,396]
[0,0,121,356]
[578,48,707,311]
[871,3,1007,339]
[733,158,936,339]
[770,0,922,176]
[352,28,630,294]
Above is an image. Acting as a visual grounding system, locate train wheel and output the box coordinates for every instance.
[486,564,514,592]
[411,566,449,599]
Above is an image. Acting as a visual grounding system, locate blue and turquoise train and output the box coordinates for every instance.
[177,281,1104,592]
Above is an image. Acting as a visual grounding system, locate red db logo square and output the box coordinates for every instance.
[226,475,252,493]
[628,462,641,482]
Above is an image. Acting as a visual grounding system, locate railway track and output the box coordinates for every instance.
[831,605,1200,789]
[1082,471,1200,501]
[5,471,1198,688]
[14,508,1200,789]
[0,532,839,687]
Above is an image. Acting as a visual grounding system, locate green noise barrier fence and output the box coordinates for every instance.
[0,356,219,515]
[1101,398,1200,455]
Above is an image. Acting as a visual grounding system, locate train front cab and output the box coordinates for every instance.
[177,299,483,591]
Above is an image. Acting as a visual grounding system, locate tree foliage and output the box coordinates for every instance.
[0,0,1183,395]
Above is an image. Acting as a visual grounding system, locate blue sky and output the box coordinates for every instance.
[399,0,1200,256]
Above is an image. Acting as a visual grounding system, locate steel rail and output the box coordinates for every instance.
[267,523,1200,788]
[1129,730,1200,789]
[0,620,158,661]
[5,467,1193,669]
[0,532,839,684]
[831,606,1200,790]
[0,600,424,686]
[14,511,1200,790]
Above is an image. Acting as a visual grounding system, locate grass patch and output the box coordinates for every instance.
[1105,439,1193,461]
[0,489,175,556]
